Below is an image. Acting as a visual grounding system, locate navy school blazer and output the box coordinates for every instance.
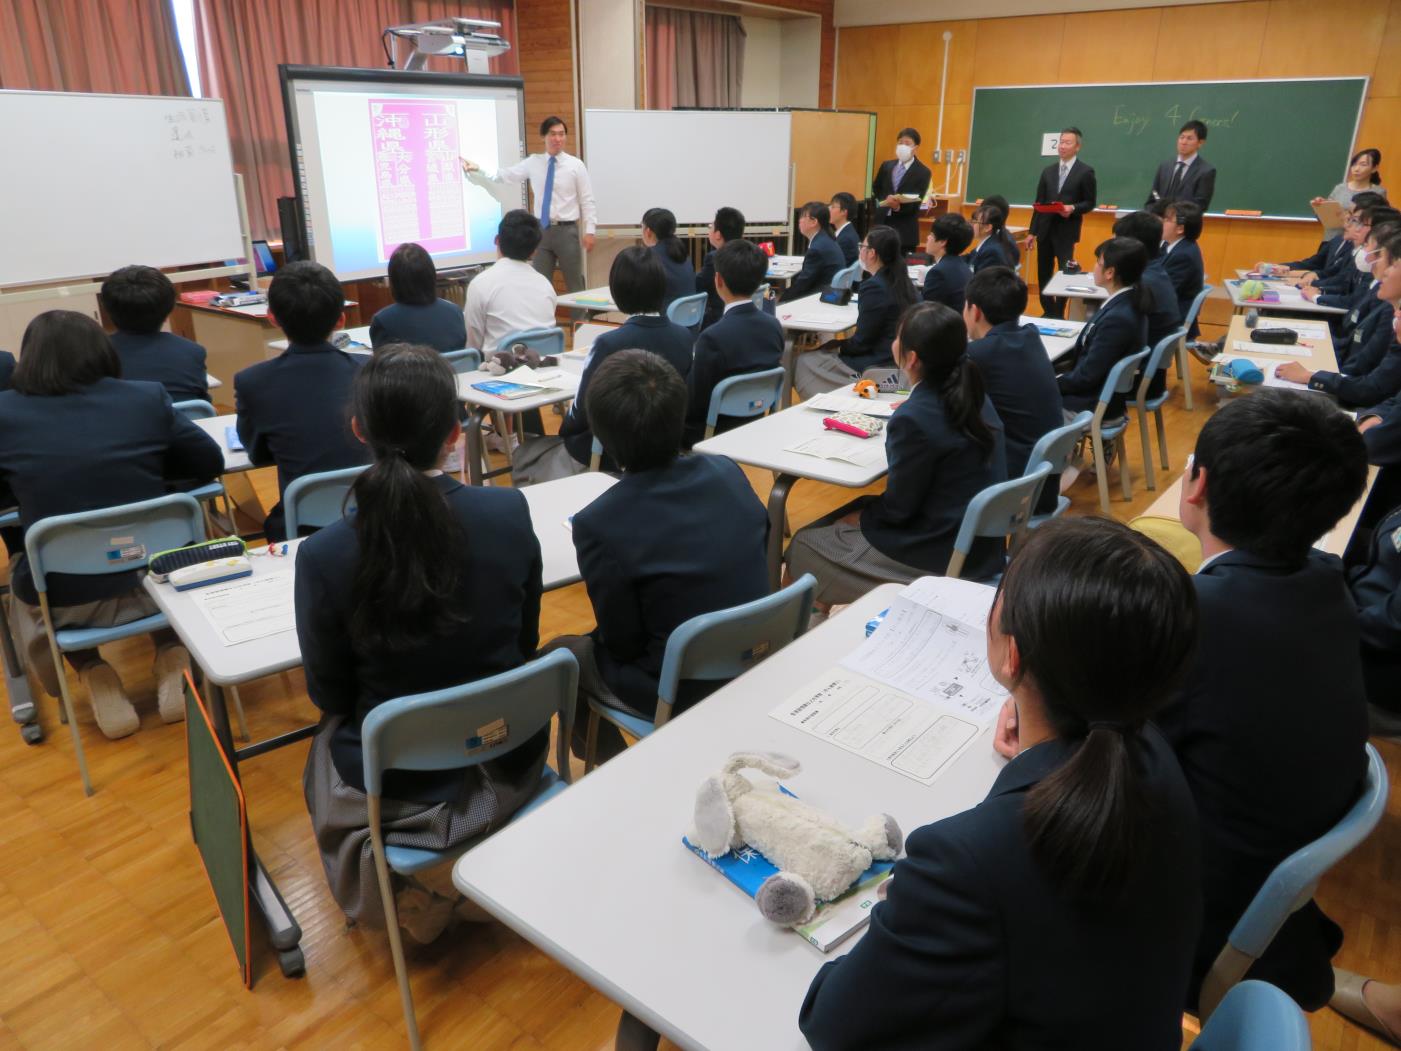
[1056,290,1149,417]
[1287,235,1343,273]
[858,382,1008,580]
[572,453,768,715]
[109,330,209,404]
[684,302,784,446]
[838,269,906,373]
[234,342,370,542]
[1308,335,1401,408]
[368,299,469,354]
[800,728,1202,1051]
[1141,258,1185,397]
[1347,504,1401,715]
[560,314,695,469]
[780,231,845,302]
[834,223,860,267]
[921,254,972,313]
[695,249,723,330]
[1156,549,1368,1011]
[0,377,223,607]
[294,475,547,804]
[651,243,697,312]
[1162,239,1206,338]
[1333,280,1384,352]
[969,236,1016,273]
[1337,301,1395,376]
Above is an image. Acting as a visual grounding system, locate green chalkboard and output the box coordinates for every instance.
[967,79,1367,219]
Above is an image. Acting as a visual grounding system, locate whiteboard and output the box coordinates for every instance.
[584,110,792,226]
[0,91,245,287]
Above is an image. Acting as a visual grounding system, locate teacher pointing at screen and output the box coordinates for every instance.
[461,115,597,294]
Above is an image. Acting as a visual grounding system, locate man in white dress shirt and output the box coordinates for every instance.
[461,115,597,294]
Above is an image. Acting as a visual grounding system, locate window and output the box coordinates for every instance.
[170,0,203,98]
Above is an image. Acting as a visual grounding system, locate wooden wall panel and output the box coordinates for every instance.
[1058,9,1162,84]
[972,15,1066,87]
[1149,2,1269,81]
[892,21,979,107]
[515,0,576,140]
[791,110,872,205]
[1369,0,1401,98]
[835,24,899,109]
[1356,97,1401,186]
[1256,0,1388,79]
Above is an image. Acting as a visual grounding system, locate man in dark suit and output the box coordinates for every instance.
[830,192,860,266]
[1158,391,1369,1013]
[921,214,974,312]
[560,349,768,761]
[871,127,932,253]
[1146,120,1217,213]
[695,205,746,330]
[1026,127,1098,318]
[1161,200,1206,337]
[235,261,369,542]
[685,239,784,446]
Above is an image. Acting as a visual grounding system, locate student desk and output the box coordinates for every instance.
[555,286,620,315]
[1039,271,1106,321]
[1218,314,1341,376]
[1025,315,1084,362]
[775,294,860,406]
[266,326,373,356]
[1225,279,1346,317]
[192,414,252,473]
[455,367,581,486]
[177,298,360,381]
[451,584,1005,1051]
[522,472,617,588]
[694,396,896,590]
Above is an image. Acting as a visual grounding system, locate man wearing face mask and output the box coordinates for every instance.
[872,128,932,254]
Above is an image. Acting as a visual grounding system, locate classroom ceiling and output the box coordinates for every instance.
[834,0,1246,26]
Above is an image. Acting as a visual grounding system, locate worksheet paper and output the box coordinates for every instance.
[803,392,898,417]
[768,578,1002,784]
[785,433,886,469]
[1231,340,1312,358]
[191,574,295,645]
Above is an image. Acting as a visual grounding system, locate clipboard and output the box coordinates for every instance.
[1312,199,1345,229]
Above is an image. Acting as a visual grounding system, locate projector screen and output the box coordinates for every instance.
[280,65,526,282]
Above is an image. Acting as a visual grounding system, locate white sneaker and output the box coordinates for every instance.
[153,645,191,724]
[82,662,139,739]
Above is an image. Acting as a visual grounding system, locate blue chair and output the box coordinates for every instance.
[1088,347,1152,515]
[172,400,228,522]
[1177,283,1215,411]
[584,574,817,772]
[831,261,862,291]
[946,463,1052,580]
[1191,980,1310,1050]
[281,465,370,538]
[589,435,604,473]
[1132,327,1187,492]
[666,292,708,329]
[1025,411,1092,528]
[498,326,565,361]
[441,348,482,374]
[362,648,578,1050]
[1198,743,1389,1022]
[751,283,771,309]
[26,493,205,795]
[703,367,785,440]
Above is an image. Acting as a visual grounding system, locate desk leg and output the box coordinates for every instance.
[1067,298,1087,322]
[779,334,797,408]
[767,473,797,592]
[615,1011,661,1051]
[466,408,486,487]
[0,588,41,744]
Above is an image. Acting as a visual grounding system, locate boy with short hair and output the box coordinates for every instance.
[234,261,369,541]
[830,192,860,266]
[1160,200,1205,337]
[921,213,974,312]
[100,264,209,403]
[696,205,747,330]
[463,209,558,355]
[1158,390,1369,1013]
[685,239,784,446]
[545,349,768,762]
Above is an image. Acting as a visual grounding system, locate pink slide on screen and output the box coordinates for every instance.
[370,98,468,258]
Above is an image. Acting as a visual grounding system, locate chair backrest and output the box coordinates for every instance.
[282,465,370,537]
[1190,981,1311,1051]
[1094,347,1152,423]
[360,648,578,797]
[1137,327,1188,400]
[705,367,785,434]
[946,463,1052,580]
[1026,411,1092,478]
[655,574,816,718]
[441,348,483,374]
[1184,283,1215,331]
[499,326,565,359]
[589,435,603,472]
[24,493,205,593]
[666,292,708,328]
[173,399,218,421]
[831,261,862,290]
[751,284,770,309]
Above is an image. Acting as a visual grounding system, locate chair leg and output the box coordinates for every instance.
[1178,342,1195,410]
[1118,435,1133,502]
[1091,431,1111,515]
[584,708,600,775]
[1137,408,1157,492]
[1154,408,1170,470]
[370,804,423,1051]
[227,686,250,742]
[45,627,92,796]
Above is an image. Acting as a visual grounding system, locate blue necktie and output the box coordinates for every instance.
[540,155,556,230]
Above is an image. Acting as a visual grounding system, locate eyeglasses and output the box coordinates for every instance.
[1346,216,1365,227]
[858,242,871,249]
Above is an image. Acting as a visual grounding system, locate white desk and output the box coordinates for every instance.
[1225,279,1346,317]
[555,286,618,315]
[521,473,617,588]
[1040,272,1106,321]
[775,293,861,406]
[452,585,1004,1051]
[1021,314,1084,361]
[456,368,580,486]
[206,372,222,390]
[193,414,252,473]
[766,254,804,282]
[695,397,895,589]
[267,325,373,356]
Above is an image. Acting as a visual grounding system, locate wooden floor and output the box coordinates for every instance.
[1,346,1399,1050]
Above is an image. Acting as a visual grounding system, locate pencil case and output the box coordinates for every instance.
[823,412,885,439]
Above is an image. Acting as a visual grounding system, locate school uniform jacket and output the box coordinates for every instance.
[0,351,14,391]
[1147,155,1217,212]
[1347,504,1401,715]
[968,321,1065,514]
[651,243,697,312]
[0,377,222,607]
[108,330,209,404]
[295,475,547,804]
[781,231,845,302]
[872,157,932,249]
[1332,280,1384,354]
[838,270,904,372]
[969,236,1015,273]
[1337,300,1395,376]
[234,342,369,542]
[1029,158,1098,249]
[684,302,784,446]
[560,315,694,469]
[1287,235,1343,274]
[834,223,860,267]
[1142,257,1185,397]
[1056,290,1149,417]
[1310,236,1359,288]
[1162,239,1206,338]
[1308,336,1401,408]
[695,249,723,330]
[368,299,469,354]
[859,382,1007,580]
[572,454,768,715]
[800,728,1202,1051]
[920,254,972,313]
[1156,549,1368,1011]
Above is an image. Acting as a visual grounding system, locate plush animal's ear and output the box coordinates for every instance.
[691,775,737,857]
[724,752,802,779]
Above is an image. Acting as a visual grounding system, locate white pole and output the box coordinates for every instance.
[936,31,952,196]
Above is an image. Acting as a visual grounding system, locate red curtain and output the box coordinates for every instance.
[0,0,189,94]
[196,0,518,238]
[645,5,744,112]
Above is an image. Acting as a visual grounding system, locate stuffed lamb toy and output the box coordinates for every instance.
[689,751,903,925]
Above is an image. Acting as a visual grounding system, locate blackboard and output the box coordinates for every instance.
[967,78,1368,220]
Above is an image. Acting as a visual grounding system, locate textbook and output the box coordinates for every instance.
[1033,322,1078,339]
[470,379,552,400]
[682,832,894,953]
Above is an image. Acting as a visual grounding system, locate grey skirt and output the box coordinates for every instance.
[303,715,546,925]
[786,506,927,606]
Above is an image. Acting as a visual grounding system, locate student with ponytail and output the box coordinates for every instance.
[1055,236,1151,420]
[296,344,547,942]
[641,206,695,310]
[800,517,1203,1050]
[794,224,920,398]
[786,301,1007,606]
